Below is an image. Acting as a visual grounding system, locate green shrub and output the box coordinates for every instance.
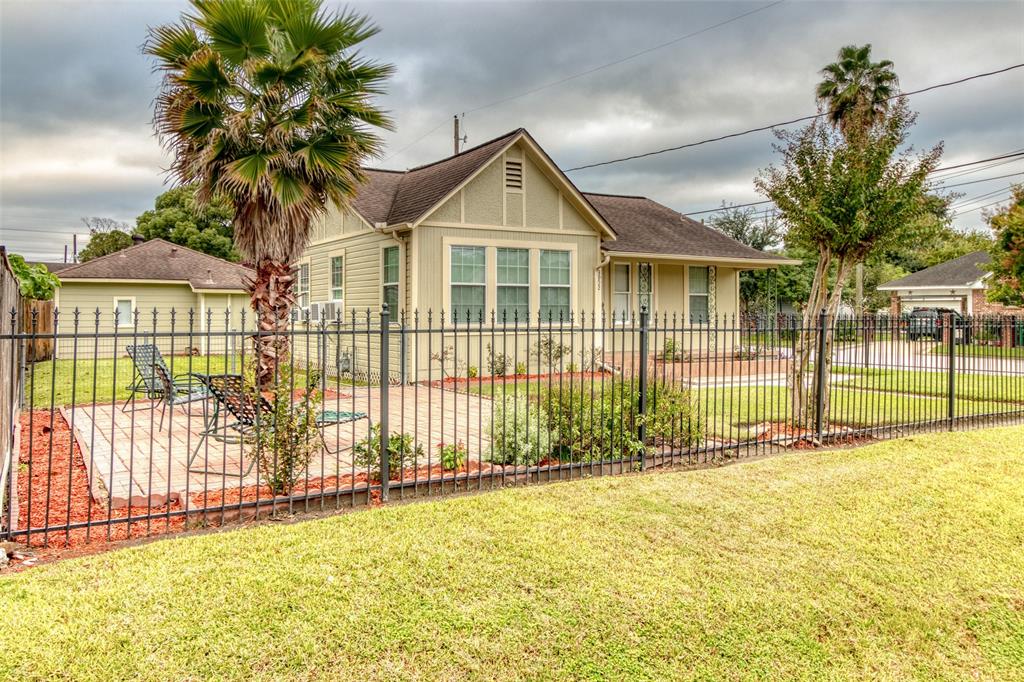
[353,424,424,480]
[532,336,570,369]
[251,365,323,495]
[515,361,527,375]
[540,379,645,462]
[488,395,556,466]
[437,441,467,470]
[485,344,512,376]
[642,381,702,448]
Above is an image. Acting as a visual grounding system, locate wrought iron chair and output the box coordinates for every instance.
[186,373,367,477]
[122,344,209,429]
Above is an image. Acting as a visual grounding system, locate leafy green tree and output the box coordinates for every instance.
[146,0,393,387]
[136,184,238,261]
[755,100,943,427]
[816,44,898,137]
[77,228,134,262]
[8,254,61,300]
[708,205,788,315]
[986,184,1024,307]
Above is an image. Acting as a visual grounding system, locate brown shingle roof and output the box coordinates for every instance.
[27,261,75,273]
[584,193,791,261]
[878,251,991,289]
[57,239,252,291]
[345,128,788,264]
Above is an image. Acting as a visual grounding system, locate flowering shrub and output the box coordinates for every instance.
[488,395,556,466]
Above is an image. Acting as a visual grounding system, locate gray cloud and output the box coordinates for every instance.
[3,0,1023,260]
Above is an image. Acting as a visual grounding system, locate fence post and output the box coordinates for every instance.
[947,313,956,431]
[379,303,390,502]
[814,308,828,443]
[637,305,649,470]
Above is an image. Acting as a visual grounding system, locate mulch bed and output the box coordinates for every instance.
[15,410,188,556]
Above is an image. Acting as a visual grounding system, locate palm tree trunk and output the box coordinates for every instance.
[249,258,295,389]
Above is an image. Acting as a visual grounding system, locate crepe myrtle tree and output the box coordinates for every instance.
[146,0,393,387]
[755,99,944,429]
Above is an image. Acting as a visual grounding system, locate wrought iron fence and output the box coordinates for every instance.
[2,305,1023,549]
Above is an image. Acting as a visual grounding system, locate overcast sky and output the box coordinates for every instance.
[2,0,1022,260]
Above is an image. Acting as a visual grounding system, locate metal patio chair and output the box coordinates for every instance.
[186,373,367,477]
[122,343,209,429]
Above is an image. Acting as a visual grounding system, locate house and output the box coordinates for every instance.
[298,128,795,323]
[53,238,252,357]
[878,250,1019,316]
[295,128,795,379]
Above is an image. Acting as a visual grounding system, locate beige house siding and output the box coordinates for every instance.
[55,282,201,359]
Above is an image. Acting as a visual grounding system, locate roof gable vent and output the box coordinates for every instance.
[505,159,523,190]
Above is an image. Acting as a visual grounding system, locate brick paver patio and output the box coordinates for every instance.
[63,385,492,508]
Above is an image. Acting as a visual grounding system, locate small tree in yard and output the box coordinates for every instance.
[147,0,392,388]
[755,99,943,428]
[986,185,1024,307]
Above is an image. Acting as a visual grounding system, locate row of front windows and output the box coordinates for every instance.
[295,249,711,323]
[450,246,571,322]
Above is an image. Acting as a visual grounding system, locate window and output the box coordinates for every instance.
[114,298,134,327]
[330,255,344,301]
[689,266,710,323]
[505,159,523,190]
[295,262,310,308]
[382,246,400,313]
[539,250,570,322]
[450,245,485,322]
[612,263,631,323]
[496,247,529,322]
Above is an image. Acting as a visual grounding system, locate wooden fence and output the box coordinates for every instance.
[0,246,25,541]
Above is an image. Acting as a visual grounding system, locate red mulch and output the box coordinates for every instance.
[15,410,188,555]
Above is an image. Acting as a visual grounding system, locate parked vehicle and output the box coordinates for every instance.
[906,307,966,341]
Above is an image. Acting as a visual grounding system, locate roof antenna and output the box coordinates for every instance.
[453,113,467,155]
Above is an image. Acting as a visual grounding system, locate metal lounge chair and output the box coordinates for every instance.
[122,344,209,430]
[186,373,367,477]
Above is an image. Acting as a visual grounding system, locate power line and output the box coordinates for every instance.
[381,0,787,162]
[956,194,1015,215]
[564,63,1024,172]
[933,170,1024,190]
[681,151,1024,216]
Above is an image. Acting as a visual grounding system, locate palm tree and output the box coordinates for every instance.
[816,44,898,136]
[146,0,393,387]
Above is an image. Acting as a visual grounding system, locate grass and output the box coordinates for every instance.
[928,343,1024,359]
[835,365,1024,404]
[2,428,1023,680]
[26,355,360,408]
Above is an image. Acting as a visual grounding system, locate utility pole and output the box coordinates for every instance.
[72,234,78,262]
[453,114,466,155]
[63,245,68,263]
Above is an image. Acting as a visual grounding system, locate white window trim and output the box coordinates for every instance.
[294,258,311,309]
[539,248,572,323]
[329,250,346,303]
[380,242,403,318]
[687,265,711,324]
[612,263,631,325]
[496,246,530,323]
[113,297,136,328]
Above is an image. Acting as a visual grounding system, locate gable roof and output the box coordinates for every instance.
[27,261,75,273]
[584,193,796,264]
[348,129,615,238]
[57,239,252,291]
[877,251,991,290]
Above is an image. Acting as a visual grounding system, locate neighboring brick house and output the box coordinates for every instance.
[878,250,1022,317]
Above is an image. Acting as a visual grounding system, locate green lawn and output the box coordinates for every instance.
[835,365,1024,404]
[25,355,358,408]
[928,343,1024,359]
[3,427,1023,680]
